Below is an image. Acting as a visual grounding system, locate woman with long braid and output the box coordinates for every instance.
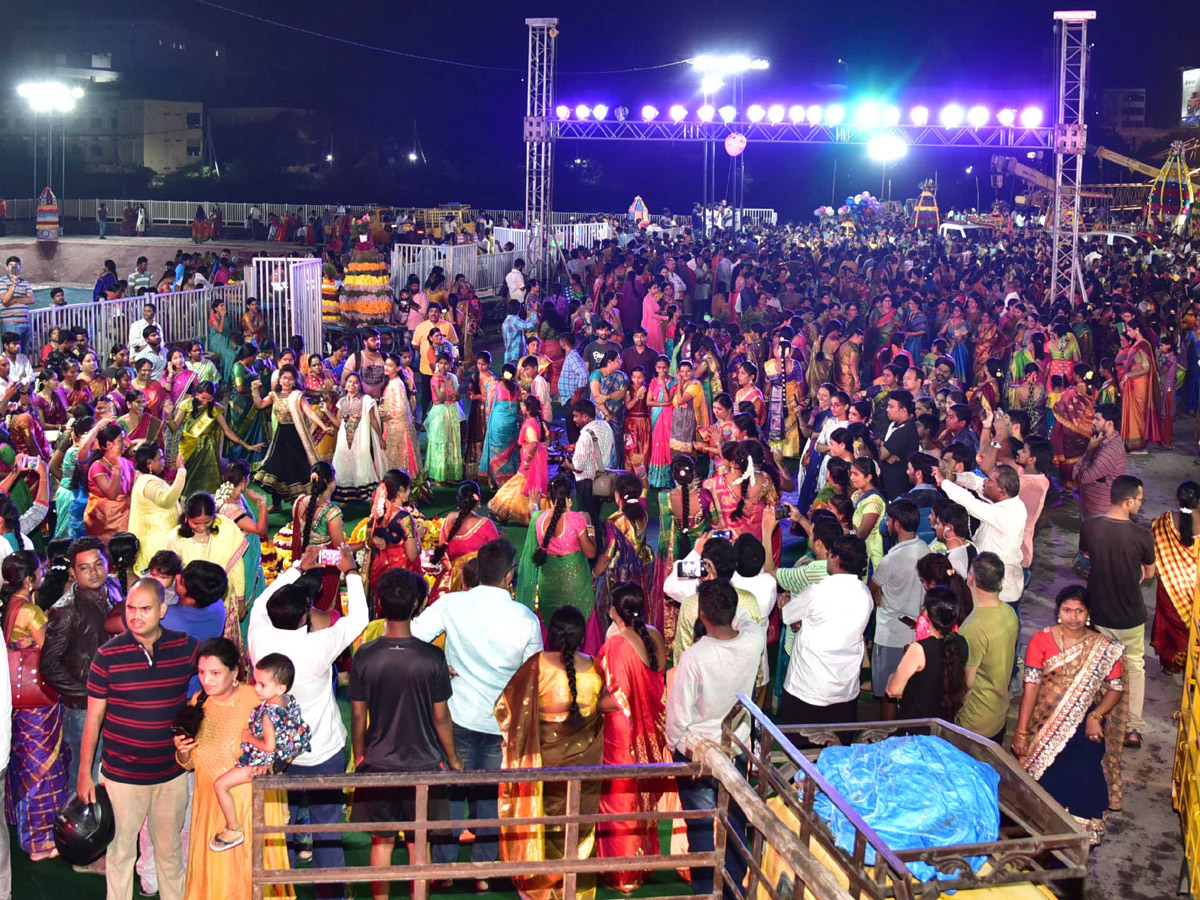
[516,474,596,630]
[428,481,500,602]
[496,605,617,900]
[488,395,550,526]
[651,454,715,642]
[288,461,345,614]
[595,583,669,890]
[587,473,653,653]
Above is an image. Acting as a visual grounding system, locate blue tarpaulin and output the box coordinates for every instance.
[809,735,1000,883]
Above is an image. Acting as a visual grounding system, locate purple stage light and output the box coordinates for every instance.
[910,106,929,126]
[939,104,965,127]
[967,105,990,128]
[996,108,1016,127]
[555,105,570,120]
[641,105,659,121]
[1020,107,1044,127]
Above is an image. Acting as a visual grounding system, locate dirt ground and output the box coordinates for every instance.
[1021,420,1195,899]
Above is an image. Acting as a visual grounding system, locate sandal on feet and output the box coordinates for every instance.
[210,828,245,852]
[1123,730,1143,748]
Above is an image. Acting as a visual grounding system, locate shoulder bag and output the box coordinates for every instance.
[5,598,58,709]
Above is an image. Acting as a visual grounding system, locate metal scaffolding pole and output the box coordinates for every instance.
[1049,10,1094,306]
[523,18,558,283]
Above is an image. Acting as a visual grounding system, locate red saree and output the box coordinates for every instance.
[596,635,670,891]
[1120,339,1163,451]
[1050,387,1094,485]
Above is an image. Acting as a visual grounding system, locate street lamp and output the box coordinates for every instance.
[867,134,907,198]
[18,81,83,205]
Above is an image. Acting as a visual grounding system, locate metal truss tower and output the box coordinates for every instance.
[1049,11,1094,306]
[524,18,558,282]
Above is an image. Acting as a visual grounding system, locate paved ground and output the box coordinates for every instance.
[1021,422,1195,899]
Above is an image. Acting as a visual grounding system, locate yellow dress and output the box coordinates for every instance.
[181,683,293,900]
[166,517,248,655]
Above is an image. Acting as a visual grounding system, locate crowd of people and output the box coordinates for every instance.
[0,205,1195,899]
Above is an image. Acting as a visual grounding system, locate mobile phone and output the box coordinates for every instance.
[774,505,790,519]
[18,456,38,471]
[318,547,341,567]
[899,615,918,629]
[710,529,734,541]
[169,724,188,737]
[676,559,703,579]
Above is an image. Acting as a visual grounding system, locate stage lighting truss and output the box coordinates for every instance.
[550,118,1054,149]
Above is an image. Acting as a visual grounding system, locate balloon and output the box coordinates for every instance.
[838,205,850,215]
[724,133,747,157]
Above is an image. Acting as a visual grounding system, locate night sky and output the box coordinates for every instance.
[34,0,1200,217]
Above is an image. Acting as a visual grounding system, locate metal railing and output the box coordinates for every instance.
[248,698,855,900]
[248,258,322,355]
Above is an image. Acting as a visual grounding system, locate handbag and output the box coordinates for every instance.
[585,426,624,500]
[4,598,58,709]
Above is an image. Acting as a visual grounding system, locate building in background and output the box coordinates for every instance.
[1100,89,1147,131]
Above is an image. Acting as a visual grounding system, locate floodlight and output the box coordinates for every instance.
[697,104,715,122]
[767,104,785,124]
[614,106,629,122]
[939,104,965,127]
[641,105,659,121]
[825,104,845,126]
[854,101,882,128]
[718,105,737,123]
[700,73,724,94]
[17,81,83,113]
[883,106,901,127]
[965,165,974,174]
[806,105,824,125]
[788,105,805,124]
[592,104,609,120]
[691,55,717,73]
[408,151,418,162]
[910,106,929,126]
[691,54,769,75]
[750,58,769,70]
[575,104,591,120]
[867,134,907,163]
[669,104,688,123]
[967,105,990,128]
[746,105,766,123]
[1020,107,1044,127]
[325,154,334,162]
[555,105,570,120]
[996,108,1017,127]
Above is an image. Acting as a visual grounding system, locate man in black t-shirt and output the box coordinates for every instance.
[350,569,462,898]
[583,320,621,371]
[878,390,919,500]
[1079,474,1156,747]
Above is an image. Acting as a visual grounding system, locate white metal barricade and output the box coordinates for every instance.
[473,250,519,294]
[493,226,529,251]
[248,257,322,356]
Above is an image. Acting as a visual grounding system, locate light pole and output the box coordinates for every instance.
[18,82,83,203]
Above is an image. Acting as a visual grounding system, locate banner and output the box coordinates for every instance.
[1184,68,1200,125]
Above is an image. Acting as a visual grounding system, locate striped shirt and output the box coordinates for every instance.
[87,627,198,784]
[558,349,590,403]
[1072,434,1126,519]
[0,274,33,333]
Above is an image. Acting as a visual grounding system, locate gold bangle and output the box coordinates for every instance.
[1014,729,1029,738]
[1087,711,1104,723]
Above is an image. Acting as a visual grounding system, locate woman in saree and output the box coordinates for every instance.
[429,481,501,602]
[241,298,265,347]
[378,353,421,477]
[207,299,238,380]
[83,422,136,543]
[2,551,70,861]
[806,321,842,400]
[128,444,187,573]
[849,457,886,574]
[174,637,292,900]
[106,366,133,416]
[76,350,110,401]
[1150,482,1200,675]
[595,583,669,891]
[497,605,617,900]
[1119,320,1163,452]
[669,360,710,464]
[32,370,68,439]
[707,441,779,563]
[798,387,846,515]
[538,300,568,396]
[517,475,596,627]
[646,356,675,489]
[250,365,325,506]
[693,339,724,409]
[940,304,971,384]
[733,361,767,428]
[1157,334,1179,450]
[464,351,496,479]
[489,396,550,527]
[652,455,715,642]
[117,389,163,454]
[1048,322,1082,386]
[623,367,651,482]
[227,344,267,465]
[164,348,199,409]
[588,475,653,654]
[425,352,464,485]
[834,330,865,396]
[212,462,270,616]
[51,416,101,541]
[288,462,346,614]
[166,492,249,652]
[330,372,386,504]
[362,470,422,596]
[764,341,803,459]
[175,382,263,497]
[1012,586,1126,843]
[1051,373,1097,486]
[133,357,169,419]
[186,340,219,386]
[867,295,899,362]
[972,310,1005,387]
[479,364,522,488]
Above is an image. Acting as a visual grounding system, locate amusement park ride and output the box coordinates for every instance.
[522,11,1121,305]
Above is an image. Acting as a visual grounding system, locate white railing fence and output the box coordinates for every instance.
[492,226,529,252]
[474,250,519,295]
[248,257,322,356]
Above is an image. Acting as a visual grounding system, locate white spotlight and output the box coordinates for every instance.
[910,106,929,126]
[939,104,965,127]
[575,104,591,120]
[967,105,989,128]
[718,105,737,123]
[592,104,609,121]
[767,104,785,124]
[641,105,659,121]
[669,104,688,123]
[996,108,1016,127]
[746,104,766,123]
[867,134,908,163]
[825,104,845,126]
[788,105,806,124]
[697,104,715,122]
[806,105,824,125]
[700,73,724,94]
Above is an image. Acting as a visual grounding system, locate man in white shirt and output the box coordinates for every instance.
[522,355,552,424]
[561,399,613,525]
[779,534,872,728]
[731,534,776,622]
[247,547,366,899]
[0,333,30,387]
[505,259,527,303]
[128,302,160,356]
[133,326,168,379]
[412,539,541,873]
[934,465,1027,606]
[665,579,762,899]
[868,500,931,719]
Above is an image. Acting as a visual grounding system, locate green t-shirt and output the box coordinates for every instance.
[956,602,1019,738]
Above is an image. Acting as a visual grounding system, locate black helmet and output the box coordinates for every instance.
[55,785,116,865]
